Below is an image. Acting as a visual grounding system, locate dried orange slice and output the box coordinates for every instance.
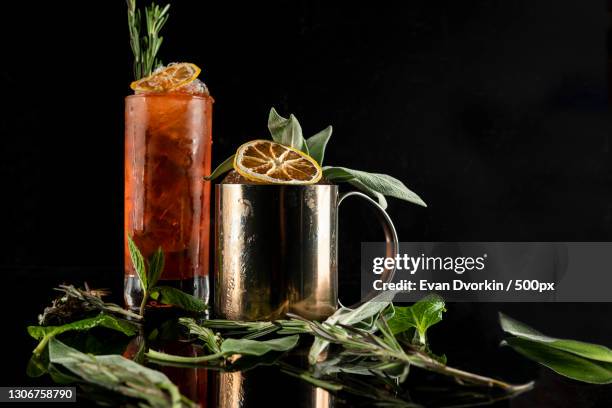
[234,140,323,184]
[130,63,201,92]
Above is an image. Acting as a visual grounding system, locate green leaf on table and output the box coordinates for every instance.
[308,291,395,364]
[500,313,612,363]
[149,286,207,313]
[387,295,446,346]
[323,166,427,207]
[28,313,138,356]
[305,125,332,165]
[148,247,164,289]
[48,338,194,407]
[146,335,299,365]
[204,154,235,181]
[221,335,300,356]
[268,108,308,153]
[503,337,612,384]
[127,235,147,290]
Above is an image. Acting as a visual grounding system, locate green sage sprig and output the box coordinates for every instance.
[205,108,427,209]
[500,313,612,384]
[48,338,195,408]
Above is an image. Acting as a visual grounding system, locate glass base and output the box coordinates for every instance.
[124,275,209,312]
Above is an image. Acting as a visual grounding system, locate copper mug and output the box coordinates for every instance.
[214,183,398,320]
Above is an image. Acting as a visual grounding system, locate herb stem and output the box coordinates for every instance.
[398,348,534,393]
[139,290,148,317]
[147,349,225,364]
[33,335,51,356]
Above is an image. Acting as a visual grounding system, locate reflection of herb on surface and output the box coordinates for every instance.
[206,108,427,209]
[127,237,207,316]
[500,313,612,384]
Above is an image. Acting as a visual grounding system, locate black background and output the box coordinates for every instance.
[1,0,612,406]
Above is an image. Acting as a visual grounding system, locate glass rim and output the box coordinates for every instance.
[125,92,213,101]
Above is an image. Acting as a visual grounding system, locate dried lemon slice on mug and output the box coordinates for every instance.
[234,140,322,184]
[130,63,201,92]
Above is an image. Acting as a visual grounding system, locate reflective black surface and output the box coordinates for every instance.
[3,1,612,406]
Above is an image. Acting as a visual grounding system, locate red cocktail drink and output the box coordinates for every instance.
[124,90,212,310]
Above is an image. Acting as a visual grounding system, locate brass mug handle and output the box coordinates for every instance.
[338,191,399,307]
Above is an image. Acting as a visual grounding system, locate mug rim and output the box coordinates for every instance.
[215,183,338,189]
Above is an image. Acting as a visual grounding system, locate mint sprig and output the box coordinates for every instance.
[206,108,426,209]
[127,237,206,316]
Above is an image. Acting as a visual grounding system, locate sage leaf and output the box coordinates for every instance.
[146,335,299,365]
[268,108,308,153]
[127,235,147,290]
[221,335,300,356]
[500,313,612,363]
[387,295,445,345]
[28,313,138,356]
[503,337,612,384]
[148,247,164,289]
[149,286,207,313]
[204,154,235,181]
[48,338,194,407]
[308,291,395,364]
[347,178,388,209]
[305,125,332,165]
[323,166,427,207]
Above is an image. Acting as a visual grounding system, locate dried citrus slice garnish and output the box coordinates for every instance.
[234,140,323,184]
[130,63,201,92]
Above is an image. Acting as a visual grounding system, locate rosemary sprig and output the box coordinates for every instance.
[38,284,142,325]
[127,0,170,80]
[149,313,533,395]
[290,313,533,394]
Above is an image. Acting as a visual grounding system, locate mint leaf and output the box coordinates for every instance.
[127,235,147,290]
[28,314,138,356]
[503,337,612,384]
[323,166,427,207]
[387,294,445,346]
[268,108,308,153]
[305,125,332,165]
[204,154,235,181]
[500,313,612,363]
[149,286,207,313]
[148,247,164,289]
